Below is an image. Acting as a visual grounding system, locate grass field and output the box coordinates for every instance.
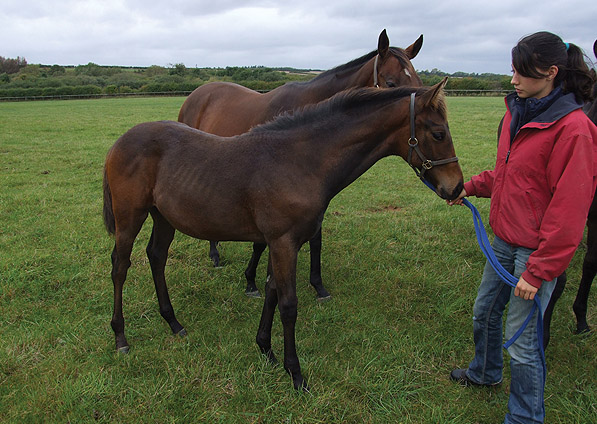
[0,95,595,423]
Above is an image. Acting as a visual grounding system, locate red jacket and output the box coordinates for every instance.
[464,92,597,288]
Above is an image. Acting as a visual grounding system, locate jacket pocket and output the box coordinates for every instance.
[524,190,543,230]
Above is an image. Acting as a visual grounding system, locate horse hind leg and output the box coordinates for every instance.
[110,211,148,353]
[147,209,186,337]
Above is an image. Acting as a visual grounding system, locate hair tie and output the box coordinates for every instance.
[564,42,570,51]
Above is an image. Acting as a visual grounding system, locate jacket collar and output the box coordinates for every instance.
[506,87,584,140]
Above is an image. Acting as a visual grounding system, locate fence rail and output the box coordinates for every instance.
[0,89,512,102]
[0,91,195,102]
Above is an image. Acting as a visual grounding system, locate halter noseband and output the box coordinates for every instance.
[407,92,459,181]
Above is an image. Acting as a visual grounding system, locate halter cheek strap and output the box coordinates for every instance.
[373,55,380,88]
[407,92,459,180]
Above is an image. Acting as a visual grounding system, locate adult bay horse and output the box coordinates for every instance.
[178,29,424,300]
[103,79,463,390]
[543,39,597,347]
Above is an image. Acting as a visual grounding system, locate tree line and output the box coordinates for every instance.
[0,57,512,100]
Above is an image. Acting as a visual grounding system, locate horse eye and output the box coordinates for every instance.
[432,132,445,141]
[385,81,396,88]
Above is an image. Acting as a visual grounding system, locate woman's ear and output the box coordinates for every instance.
[546,65,559,81]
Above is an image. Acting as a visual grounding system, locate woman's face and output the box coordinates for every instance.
[511,65,558,99]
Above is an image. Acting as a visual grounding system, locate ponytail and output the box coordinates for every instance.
[561,43,596,103]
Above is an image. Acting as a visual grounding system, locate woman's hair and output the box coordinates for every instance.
[511,31,596,102]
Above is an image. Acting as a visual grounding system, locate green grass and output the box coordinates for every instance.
[0,96,595,423]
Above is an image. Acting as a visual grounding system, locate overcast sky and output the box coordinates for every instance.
[1,0,595,75]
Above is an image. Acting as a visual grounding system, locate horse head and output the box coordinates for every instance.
[375,29,423,88]
[402,78,463,200]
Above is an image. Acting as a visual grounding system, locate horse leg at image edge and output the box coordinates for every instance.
[574,253,596,334]
[147,209,186,338]
[543,272,566,349]
[574,207,597,334]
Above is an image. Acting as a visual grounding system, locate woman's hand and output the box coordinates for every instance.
[514,276,539,300]
[446,188,467,206]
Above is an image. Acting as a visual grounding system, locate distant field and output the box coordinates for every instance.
[0,96,594,423]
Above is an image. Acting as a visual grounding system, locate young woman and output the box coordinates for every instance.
[447,32,597,424]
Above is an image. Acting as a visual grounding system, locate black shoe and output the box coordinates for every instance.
[450,368,502,387]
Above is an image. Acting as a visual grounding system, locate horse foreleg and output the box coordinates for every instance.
[147,210,186,337]
[308,227,331,301]
[208,241,220,267]
[244,243,267,297]
[269,239,308,391]
[543,272,566,349]
[256,272,278,365]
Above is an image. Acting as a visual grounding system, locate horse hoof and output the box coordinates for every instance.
[117,346,130,354]
[317,295,332,303]
[293,377,310,392]
[575,324,591,335]
[177,328,187,337]
[245,290,262,298]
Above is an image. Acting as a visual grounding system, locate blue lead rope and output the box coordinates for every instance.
[421,178,546,380]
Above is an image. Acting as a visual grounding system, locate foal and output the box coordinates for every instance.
[104,80,463,390]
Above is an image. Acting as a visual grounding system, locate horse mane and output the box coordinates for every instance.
[309,50,377,82]
[252,85,445,134]
[309,47,412,83]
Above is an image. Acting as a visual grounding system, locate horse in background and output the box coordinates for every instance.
[104,80,463,390]
[543,39,597,348]
[178,29,424,300]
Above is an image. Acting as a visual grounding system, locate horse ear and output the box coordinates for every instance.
[404,35,424,59]
[421,77,448,109]
[378,29,389,58]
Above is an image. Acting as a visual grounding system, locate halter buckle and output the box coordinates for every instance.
[422,160,433,170]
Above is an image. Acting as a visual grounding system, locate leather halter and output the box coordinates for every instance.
[407,92,459,181]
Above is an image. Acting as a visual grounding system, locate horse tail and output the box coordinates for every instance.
[103,166,116,235]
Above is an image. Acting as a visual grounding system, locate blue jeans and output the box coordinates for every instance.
[465,236,556,424]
